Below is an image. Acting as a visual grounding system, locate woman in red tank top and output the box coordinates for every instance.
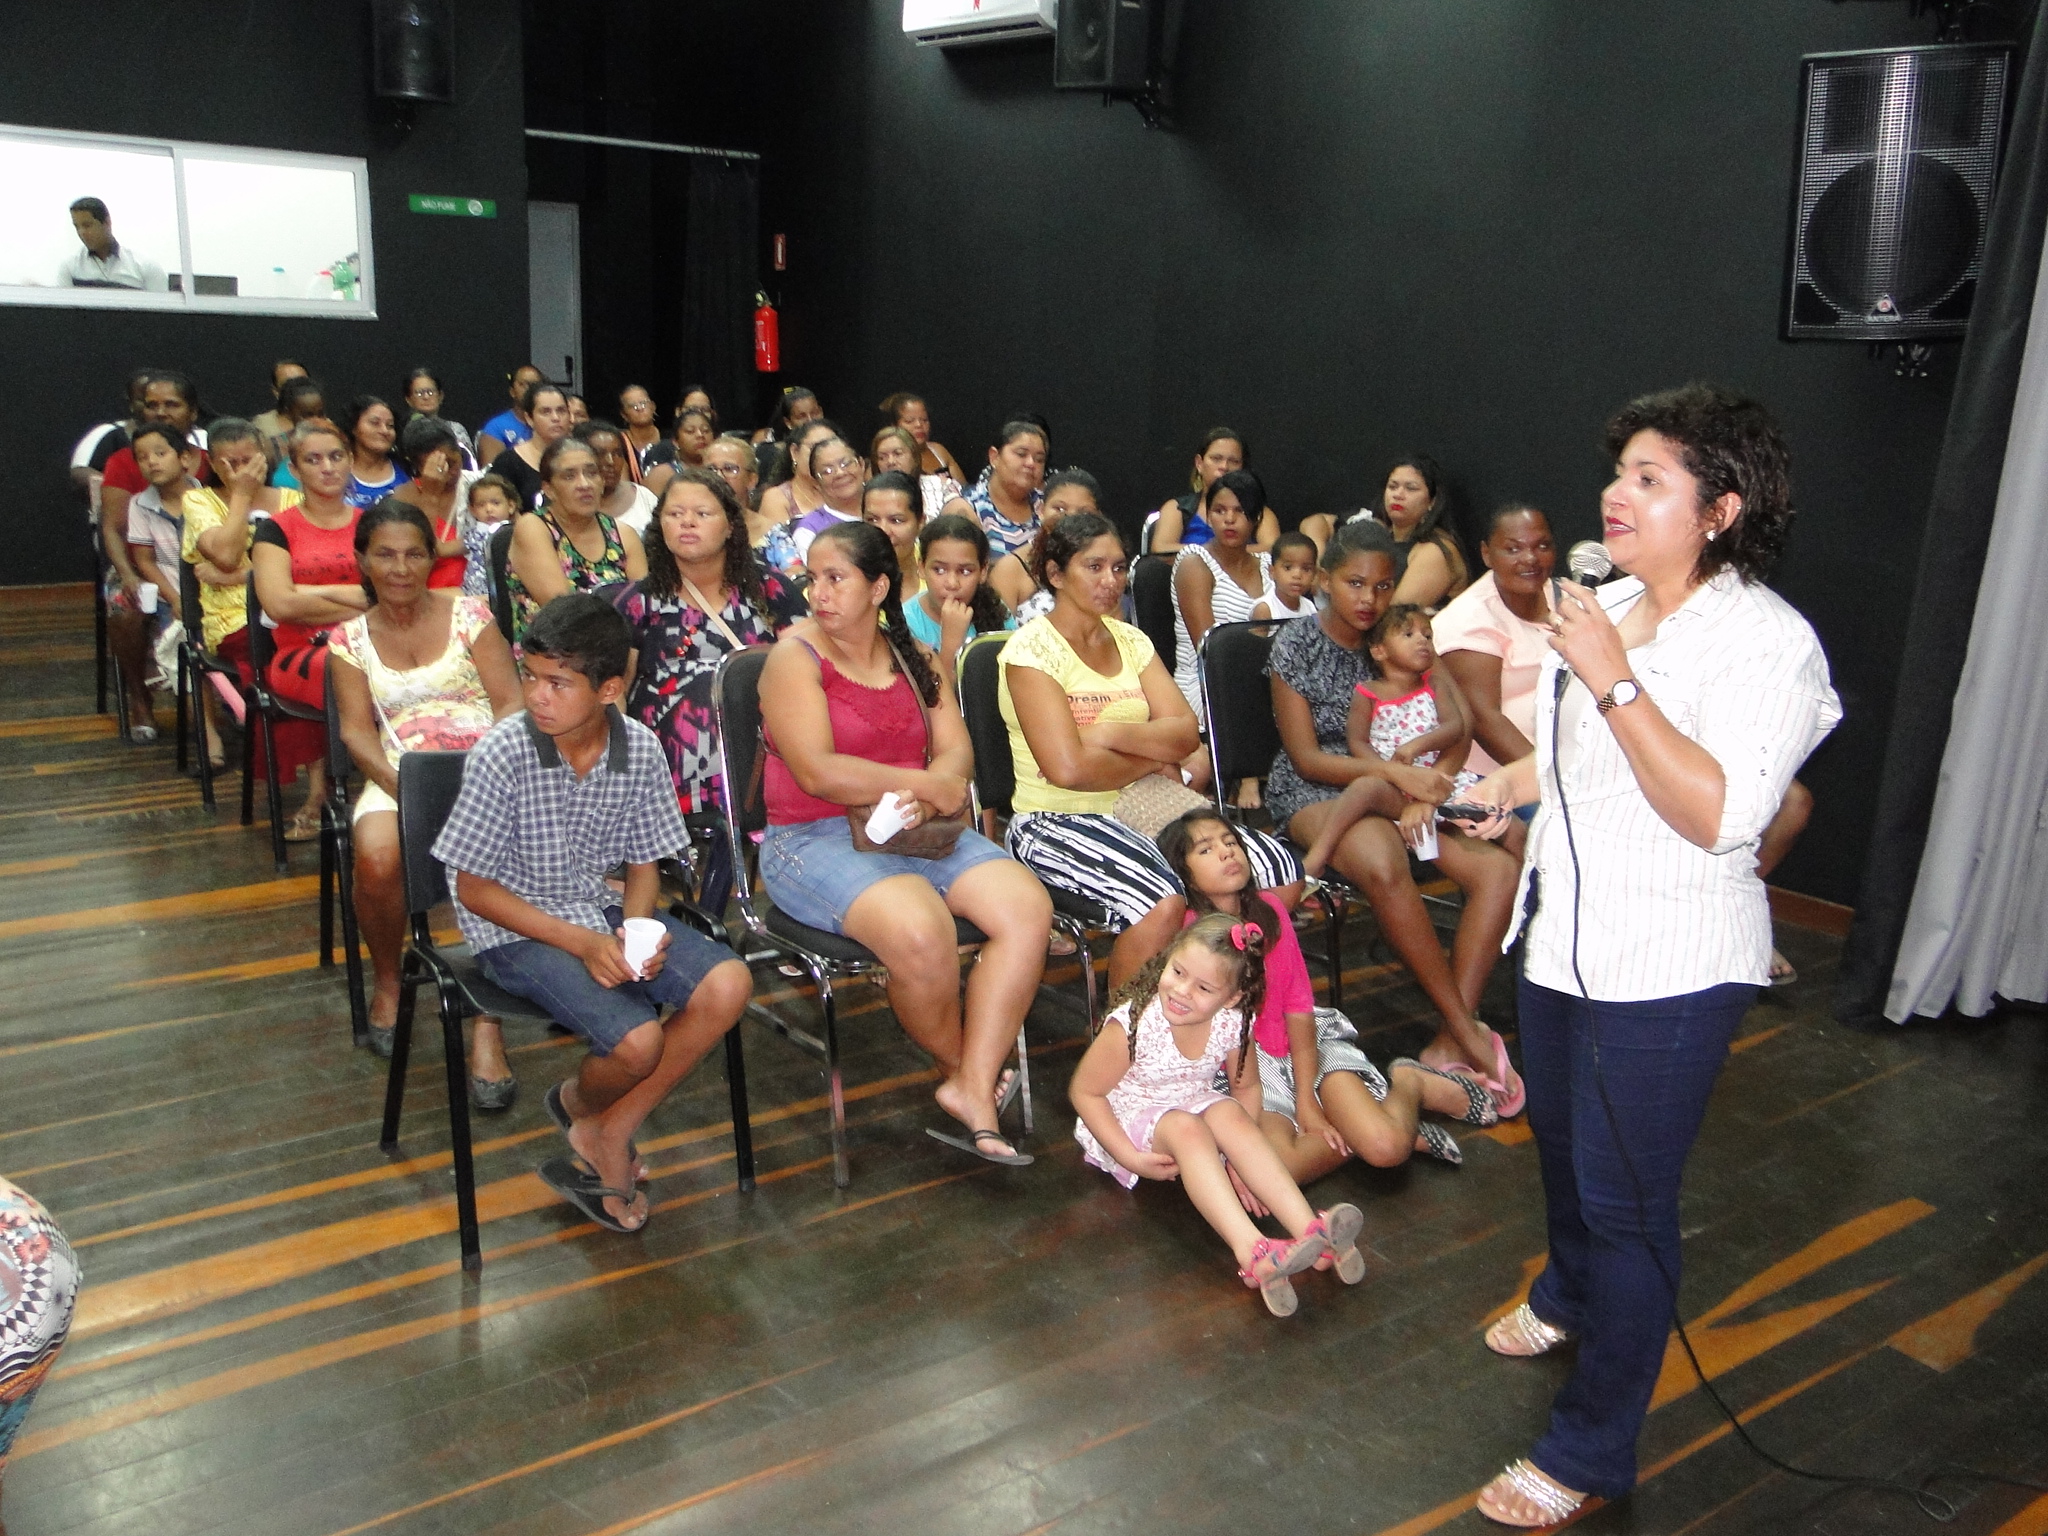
[249,422,367,839]
[758,520,1053,1166]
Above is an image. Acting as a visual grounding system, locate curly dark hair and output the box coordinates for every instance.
[916,513,1012,634]
[640,467,764,609]
[812,519,942,707]
[1109,911,1266,1081]
[1603,383,1793,585]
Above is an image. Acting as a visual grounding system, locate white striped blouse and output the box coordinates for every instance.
[1506,570,1842,1002]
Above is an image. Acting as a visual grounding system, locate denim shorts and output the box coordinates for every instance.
[474,906,738,1057]
[760,815,1012,934]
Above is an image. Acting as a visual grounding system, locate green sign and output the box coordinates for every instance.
[408,194,496,218]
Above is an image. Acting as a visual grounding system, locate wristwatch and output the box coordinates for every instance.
[1596,678,1642,715]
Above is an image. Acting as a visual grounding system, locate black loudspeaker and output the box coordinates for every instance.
[371,0,454,104]
[1056,0,1153,92]
[1786,43,2011,339]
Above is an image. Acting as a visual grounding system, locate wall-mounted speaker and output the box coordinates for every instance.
[371,0,454,104]
[1785,43,2011,340]
[1055,0,1153,92]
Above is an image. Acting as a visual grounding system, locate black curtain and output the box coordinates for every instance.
[1835,3,2048,1026]
[680,158,760,433]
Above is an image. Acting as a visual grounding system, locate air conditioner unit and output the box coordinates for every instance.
[903,0,1057,48]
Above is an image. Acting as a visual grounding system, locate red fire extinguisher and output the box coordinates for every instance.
[754,293,780,374]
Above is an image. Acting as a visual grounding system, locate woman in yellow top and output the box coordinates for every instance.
[999,513,1302,990]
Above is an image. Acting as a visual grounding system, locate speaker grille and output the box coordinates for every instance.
[1787,45,2009,340]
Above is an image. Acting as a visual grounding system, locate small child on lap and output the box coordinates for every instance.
[433,594,752,1233]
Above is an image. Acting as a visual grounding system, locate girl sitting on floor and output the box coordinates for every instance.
[1299,602,1484,880]
[1069,913,1364,1317]
[1157,810,1498,1175]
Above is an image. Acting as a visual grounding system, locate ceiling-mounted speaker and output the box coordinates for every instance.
[1785,43,2011,340]
[372,0,454,103]
[1056,0,1154,92]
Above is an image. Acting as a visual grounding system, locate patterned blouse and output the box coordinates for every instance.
[961,472,1044,561]
[1264,614,1375,826]
[504,507,630,640]
[327,596,499,766]
[0,1177,78,1429]
[606,561,807,812]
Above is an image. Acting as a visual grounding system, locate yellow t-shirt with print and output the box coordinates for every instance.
[997,614,1157,815]
[180,488,300,651]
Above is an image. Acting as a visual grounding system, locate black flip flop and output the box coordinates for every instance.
[926,1127,1034,1166]
[537,1156,648,1234]
[544,1082,643,1181]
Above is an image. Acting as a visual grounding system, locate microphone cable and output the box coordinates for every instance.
[1541,623,2047,1522]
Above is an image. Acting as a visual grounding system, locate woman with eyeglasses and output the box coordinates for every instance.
[789,435,868,560]
[759,418,843,531]
[505,436,648,641]
[400,366,475,464]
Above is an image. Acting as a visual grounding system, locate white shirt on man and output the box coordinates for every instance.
[1507,570,1841,1002]
[57,243,168,291]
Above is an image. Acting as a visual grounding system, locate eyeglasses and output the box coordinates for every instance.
[706,462,746,480]
[408,385,440,400]
[814,458,858,479]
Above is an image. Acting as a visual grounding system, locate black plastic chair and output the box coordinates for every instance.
[1130,554,1177,676]
[486,522,516,643]
[1137,509,1161,557]
[711,645,1026,1188]
[955,633,1105,1029]
[380,750,754,1271]
[175,558,255,813]
[319,664,369,1046]
[244,581,325,872]
[1197,618,1354,1006]
[91,516,112,717]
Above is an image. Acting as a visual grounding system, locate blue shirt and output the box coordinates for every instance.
[480,410,531,448]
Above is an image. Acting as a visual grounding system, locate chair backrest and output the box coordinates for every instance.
[958,632,1015,819]
[1138,508,1161,557]
[487,522,516,642]
[1131,554,1177,675]
[324,655,353,786]
[711,645,775,926]
[179,559,204,647]
[1200,618,1296,791]
[396,750,468,915]
[245,578,278,673]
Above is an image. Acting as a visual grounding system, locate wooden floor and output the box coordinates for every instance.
[3,583,2045,1536]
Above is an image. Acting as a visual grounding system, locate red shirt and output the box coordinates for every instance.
[764,642,925,825]
[103,443,211,495]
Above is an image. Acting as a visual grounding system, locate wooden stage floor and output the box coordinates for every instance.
[2,583,2044,1536]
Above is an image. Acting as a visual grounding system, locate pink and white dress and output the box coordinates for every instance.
[1076,996,1246,1189]
[1357,679,1483,800]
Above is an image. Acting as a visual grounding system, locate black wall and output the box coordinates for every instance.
[750,0,1981,906]
[3,1,529,587]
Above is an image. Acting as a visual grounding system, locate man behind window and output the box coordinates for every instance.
[59,197,168,291]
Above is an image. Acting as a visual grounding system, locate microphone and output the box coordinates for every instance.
[1552,542,1614,701]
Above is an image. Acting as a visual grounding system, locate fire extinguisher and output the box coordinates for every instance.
[754,292,780,374]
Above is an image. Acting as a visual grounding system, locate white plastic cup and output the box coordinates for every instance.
[136,582,159,614]
[620,918,666,980]
[864,792,909,845]
[1412,820,1441,862]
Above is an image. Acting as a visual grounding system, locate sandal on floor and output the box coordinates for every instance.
[925,1126,1034,1166]
[1769,948,1798,987]
[1413,1122,1463,1166]
[544,1082,643,1182]
[282,807,322,843]
[537,1156,648,1234]
[1477,1459,1585,1528]
[364,1024,396,1060]
[1392,1058,1500,1128]
[1485,1301,1572,1358]
[1436,1027,1526,1119]
[469,1074,518,1112]
[1238,1229,1331,1317]
[1308,1202,1368,1285]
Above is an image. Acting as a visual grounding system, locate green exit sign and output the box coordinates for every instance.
[408,194,496,218]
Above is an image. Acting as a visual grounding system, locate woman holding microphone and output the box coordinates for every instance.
[1450,385,1840,1527]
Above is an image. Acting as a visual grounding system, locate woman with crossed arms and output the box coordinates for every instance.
[1448,385,1839,1527]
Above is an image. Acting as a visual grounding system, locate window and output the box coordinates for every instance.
[0,123,375,318]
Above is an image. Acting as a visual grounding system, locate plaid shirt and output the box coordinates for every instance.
[432,707,688,954]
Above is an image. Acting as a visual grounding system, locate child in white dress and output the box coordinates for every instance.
[1070,913,1365,1316]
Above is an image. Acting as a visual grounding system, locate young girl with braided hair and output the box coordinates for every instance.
[1070,913,1365,1316]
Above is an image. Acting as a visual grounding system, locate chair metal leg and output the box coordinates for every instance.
[318,818,335,968]
[1326,891,1347,1010]
[261,710,287,872]
[94,577,109,714]
[809,961,849,1189]
[1013,1025,1034,1137]
[240,696,257,826]
[174,650,190,774]
[1074,925,1100,1034]
[723,1027,755,1192]
[335,820,369,1048]
[111,657,131,743]
[194,662,217,813]
[380,966,419,1151]
[439,988,482,1273]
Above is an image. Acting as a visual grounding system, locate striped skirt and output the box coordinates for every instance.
[1007,811,1302,929]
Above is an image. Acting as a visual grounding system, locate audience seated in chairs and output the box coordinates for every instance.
[338,396,409,511]
[580,417,659,540]
[1265,518,1524,1114]
[247,421,366,842]
[1170,468,1274,791]
[1300,455,1471,610]
[329,502,522,1095]
[117,423,204,743]
[388,416,474,589]
[606,467,806,911]
[757,519,1052,1166]
[505,435,646,642]
[1148,428,1282,556]
[998,513,1301,994]
[476,363,544,466]
[897,511,1011,688]
[494,381,577,512]
[940,418,1048,562]
[432,594,752,1234]
[990,469,1101,626]
[457,473,519,600]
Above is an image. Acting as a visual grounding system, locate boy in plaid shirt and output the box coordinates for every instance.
[434,594,750,1232]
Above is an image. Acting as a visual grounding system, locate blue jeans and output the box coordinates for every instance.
[1519,976,1756,1499]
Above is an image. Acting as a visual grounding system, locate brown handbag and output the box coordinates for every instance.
[844,636,970,859]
